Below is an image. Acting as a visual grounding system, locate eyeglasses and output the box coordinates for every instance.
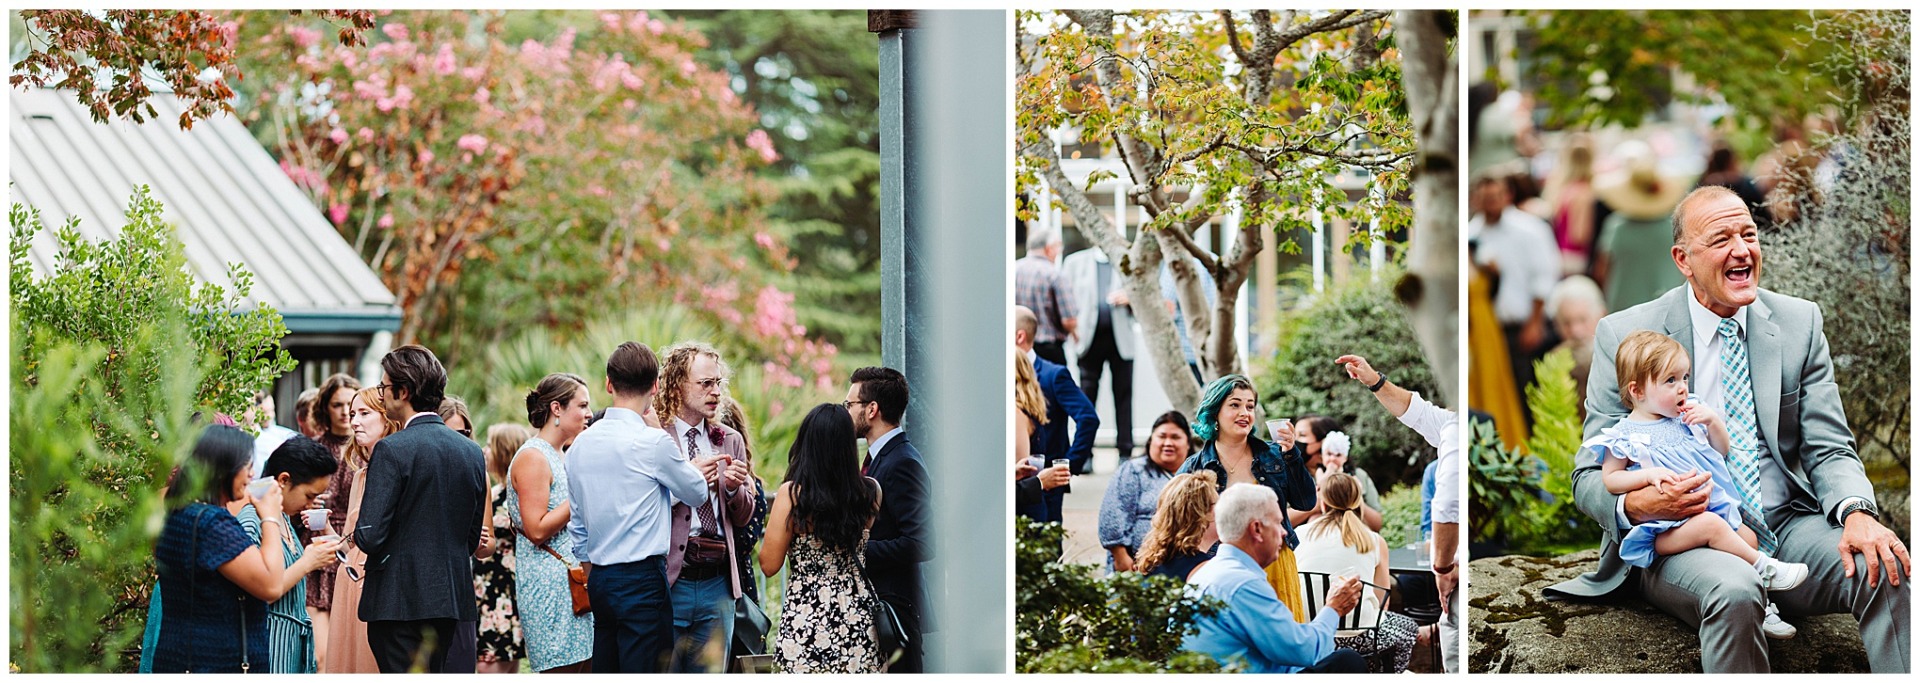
[339,550,362,582]
[692,378,728,391]
[842,400,871,410]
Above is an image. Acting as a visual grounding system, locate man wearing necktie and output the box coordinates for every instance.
[1547,186,1909,672]
[655,342,756,673]
[846,367,930,672]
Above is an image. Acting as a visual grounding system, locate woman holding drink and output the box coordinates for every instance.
[1176,374,1317,620]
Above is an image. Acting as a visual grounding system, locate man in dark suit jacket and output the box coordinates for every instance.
[847,366,931,673]
[355,345,489,673]
[1015,306,1099,523]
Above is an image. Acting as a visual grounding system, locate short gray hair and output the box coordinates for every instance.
[1025,225,1059,253]
[1547,275,1605,321]
[1215,482,1280,544]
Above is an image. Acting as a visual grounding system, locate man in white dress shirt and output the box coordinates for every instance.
[1546,186,1908,673]
[1470,174,1560,413]
[1337,354,1460,673]
[567,341,713,673]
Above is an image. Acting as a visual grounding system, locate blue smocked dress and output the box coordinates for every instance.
[505,437,595,671]
[1583,416,1744,568]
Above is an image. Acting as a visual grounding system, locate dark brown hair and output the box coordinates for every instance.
[526,373,589,429]
[310,372,361,434]
[380,345,447,413]
[850,366,909,425]
[607,341,660,396]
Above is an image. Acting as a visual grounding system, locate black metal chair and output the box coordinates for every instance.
[1297,571,1389,636]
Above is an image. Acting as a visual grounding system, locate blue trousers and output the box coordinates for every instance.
[587,557,673,673]
[670,574,734,672]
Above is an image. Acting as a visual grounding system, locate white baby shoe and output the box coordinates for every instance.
[1758,559,1810,593]
[1762,602,1797,640]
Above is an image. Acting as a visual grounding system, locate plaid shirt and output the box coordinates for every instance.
[1015,254,1077,344]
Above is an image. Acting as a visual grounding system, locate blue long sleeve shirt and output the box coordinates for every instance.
[1183,543,1341,673]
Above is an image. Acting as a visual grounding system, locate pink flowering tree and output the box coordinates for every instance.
[229,10,834,388]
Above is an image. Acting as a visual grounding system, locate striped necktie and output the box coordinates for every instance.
[1717,317,1777,554]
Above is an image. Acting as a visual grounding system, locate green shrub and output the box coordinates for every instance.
[1467,349,1601,556]
[1379,483,1423,549]
[10,187,293,672]
[1015,518,1228,673]
[1260,269,1442,491]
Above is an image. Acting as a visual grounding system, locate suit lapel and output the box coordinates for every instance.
[1661,290,1696,392]
[1746,298,1789,472]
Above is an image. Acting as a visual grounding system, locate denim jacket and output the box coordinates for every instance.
[1177,436,1316,550]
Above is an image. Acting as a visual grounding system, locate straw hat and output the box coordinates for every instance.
[1596,141,1689,221]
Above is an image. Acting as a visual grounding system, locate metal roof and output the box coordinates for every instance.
[10,87,400,334]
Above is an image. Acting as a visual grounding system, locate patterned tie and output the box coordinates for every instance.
[686,427,721,536]
[1717,318,1777,554]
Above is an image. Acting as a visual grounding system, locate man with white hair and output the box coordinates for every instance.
[1185,483,1367,673]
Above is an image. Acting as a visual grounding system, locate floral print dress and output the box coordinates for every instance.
[775,532,879,673]
[474,483,525,664]
[505,437,594,671]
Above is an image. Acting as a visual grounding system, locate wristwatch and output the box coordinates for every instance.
[1368,372,1390,393]
[1840,499,1880,522]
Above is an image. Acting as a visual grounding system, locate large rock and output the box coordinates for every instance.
[1469,550,1870,673]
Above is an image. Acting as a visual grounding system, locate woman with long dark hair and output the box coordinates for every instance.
[758,404,882,673]
[149,425,313,672]
[1176,374,1316,621]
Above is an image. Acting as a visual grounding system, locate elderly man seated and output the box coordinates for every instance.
[1184,483,1368,673]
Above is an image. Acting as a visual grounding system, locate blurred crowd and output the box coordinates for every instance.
[1465,82,1857,442]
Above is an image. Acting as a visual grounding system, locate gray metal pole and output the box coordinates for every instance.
[875,9,1008,673]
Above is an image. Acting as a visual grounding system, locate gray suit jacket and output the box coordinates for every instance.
[1545,285,1875,598]
[1062,249,1135,360]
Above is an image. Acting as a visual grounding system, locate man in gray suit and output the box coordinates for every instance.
[1545,186,1909,672]
[1062,246,1135,461]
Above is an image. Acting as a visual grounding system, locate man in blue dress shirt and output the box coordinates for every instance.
[566,342,714,672]
[1185,483,1367,673]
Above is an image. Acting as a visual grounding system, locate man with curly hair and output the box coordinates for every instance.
[653,342,757,672]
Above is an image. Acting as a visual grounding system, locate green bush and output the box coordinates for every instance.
[1015,518,1228,673]
[1379,483,1423,549]
[1260,269,1442,491]
[1467,349,1601,556]
[10,187,293,672]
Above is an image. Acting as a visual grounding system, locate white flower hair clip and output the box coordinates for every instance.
[1323,431,1352,455]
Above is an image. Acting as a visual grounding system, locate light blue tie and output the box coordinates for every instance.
[1718,317,1777,554]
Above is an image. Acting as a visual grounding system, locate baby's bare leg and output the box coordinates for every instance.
[1653,513,1761,564]
[1736,524,1758,551]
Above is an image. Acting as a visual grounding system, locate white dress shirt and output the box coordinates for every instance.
[566,407,708,565]
[1469,209,1560,325]
[1395,391,1459,526]
[673,416,725,537]
[868,425,905,460]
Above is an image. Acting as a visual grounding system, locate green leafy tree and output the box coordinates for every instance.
[1519,10,1842,130]
[670,10,884,364]
[10,188,293,672]
[1015,518,1228,672]
[1018,9,1416,410]
[1259,269,1440,490]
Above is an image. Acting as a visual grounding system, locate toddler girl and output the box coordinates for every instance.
[1587,330,1808,639]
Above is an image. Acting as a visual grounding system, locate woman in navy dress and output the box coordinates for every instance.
[148,425,317,673]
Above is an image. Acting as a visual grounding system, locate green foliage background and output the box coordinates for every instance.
[10,188,294,672]
[1468,350,1600,557]
[1258,269,1441,491]
[1015,519,1227,673]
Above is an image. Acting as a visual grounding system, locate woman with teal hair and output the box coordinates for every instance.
[1176,374,1317,621]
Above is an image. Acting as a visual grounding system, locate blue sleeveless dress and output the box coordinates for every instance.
[1582,416,1744,568]
[506,437,594,671]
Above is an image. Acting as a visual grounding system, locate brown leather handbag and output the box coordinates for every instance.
[527,533,591,615]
